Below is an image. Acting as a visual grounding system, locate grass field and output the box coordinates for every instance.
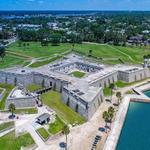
[0,121,14,132]
[0,88,3,94]
[73,44,150,64]
[0,131,35,150]
[29,55,62,68]
[41,91,86,125]
[36,128,49,140]
[2,41,150,69]
[2,108,38,114]
[7,42,72,58]
[27,84,43,92]
[103,79,149,96]
[70,71,86,78]
[0,83,14,110]
[49,115,65,135]
[0,55,25,69]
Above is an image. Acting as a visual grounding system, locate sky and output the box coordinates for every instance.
[0,0,150,11]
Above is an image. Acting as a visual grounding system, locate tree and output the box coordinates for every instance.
[108,106,115,128]
[62,125,70,150]
[88,49,93,57]
[18,41,22,47]
[9,103,15,117]
[109,83,115,102]
[143,55,149,67]
[0,46,6,61]
[103,111,109,133]
[116,92,122,105]
[51,33,61,46]
[41,39,49,47]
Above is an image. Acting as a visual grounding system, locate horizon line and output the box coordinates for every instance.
[0,10,150,12]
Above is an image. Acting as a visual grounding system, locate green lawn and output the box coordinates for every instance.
[7,42,150,66]
[115,79,149,88]
[29,55,62,68]
[125,90,135,94]
[103,87,113,96]
[73,44,150,64]
[41,91,86,125]
[7,42,72,58]
[0,88,3,94]
[0,131,35,150]
[2,108,38,114]
[36,128,49,140]
[0,55,25,69]
[0,83,14,110]
[27,84,42,92]
[49,115,65,135]
[113,46,150,63]
[0,121,14,132]
[70,71,86,78]
[103,79,149,96]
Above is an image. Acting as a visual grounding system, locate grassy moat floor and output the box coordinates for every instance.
[41,91,86,125]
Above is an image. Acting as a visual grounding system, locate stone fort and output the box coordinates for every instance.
[0,54,149,120]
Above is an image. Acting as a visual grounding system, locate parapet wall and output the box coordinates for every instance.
[5,87,36,109]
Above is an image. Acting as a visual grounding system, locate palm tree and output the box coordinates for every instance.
[108,107,115,129]
[143,55,148,67]
[9,103,15,117]
[109,83,115,102]
[103,111,109,133]
[116,92,122,105]
[147,54,150,65]
[108,106,115,114]
[62,125,70,150]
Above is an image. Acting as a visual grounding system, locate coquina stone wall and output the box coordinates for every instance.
[118,68,150,83]
[0,71,34,86]
[90,71,118,88]
[5,87,36,109]
[61,87,104,120]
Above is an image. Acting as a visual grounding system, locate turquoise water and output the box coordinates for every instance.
[117,102,150,150]
[143,90,150,98]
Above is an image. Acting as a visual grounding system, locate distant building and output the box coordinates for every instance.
[142,30,149,34]
[128,35,144,44]
[17,24,42,31]
[47,22,58,30]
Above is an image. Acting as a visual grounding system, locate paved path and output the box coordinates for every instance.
[26,124,46,149]
[0,127,14,137]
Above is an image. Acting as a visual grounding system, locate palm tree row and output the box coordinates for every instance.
[103,106,115,133]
